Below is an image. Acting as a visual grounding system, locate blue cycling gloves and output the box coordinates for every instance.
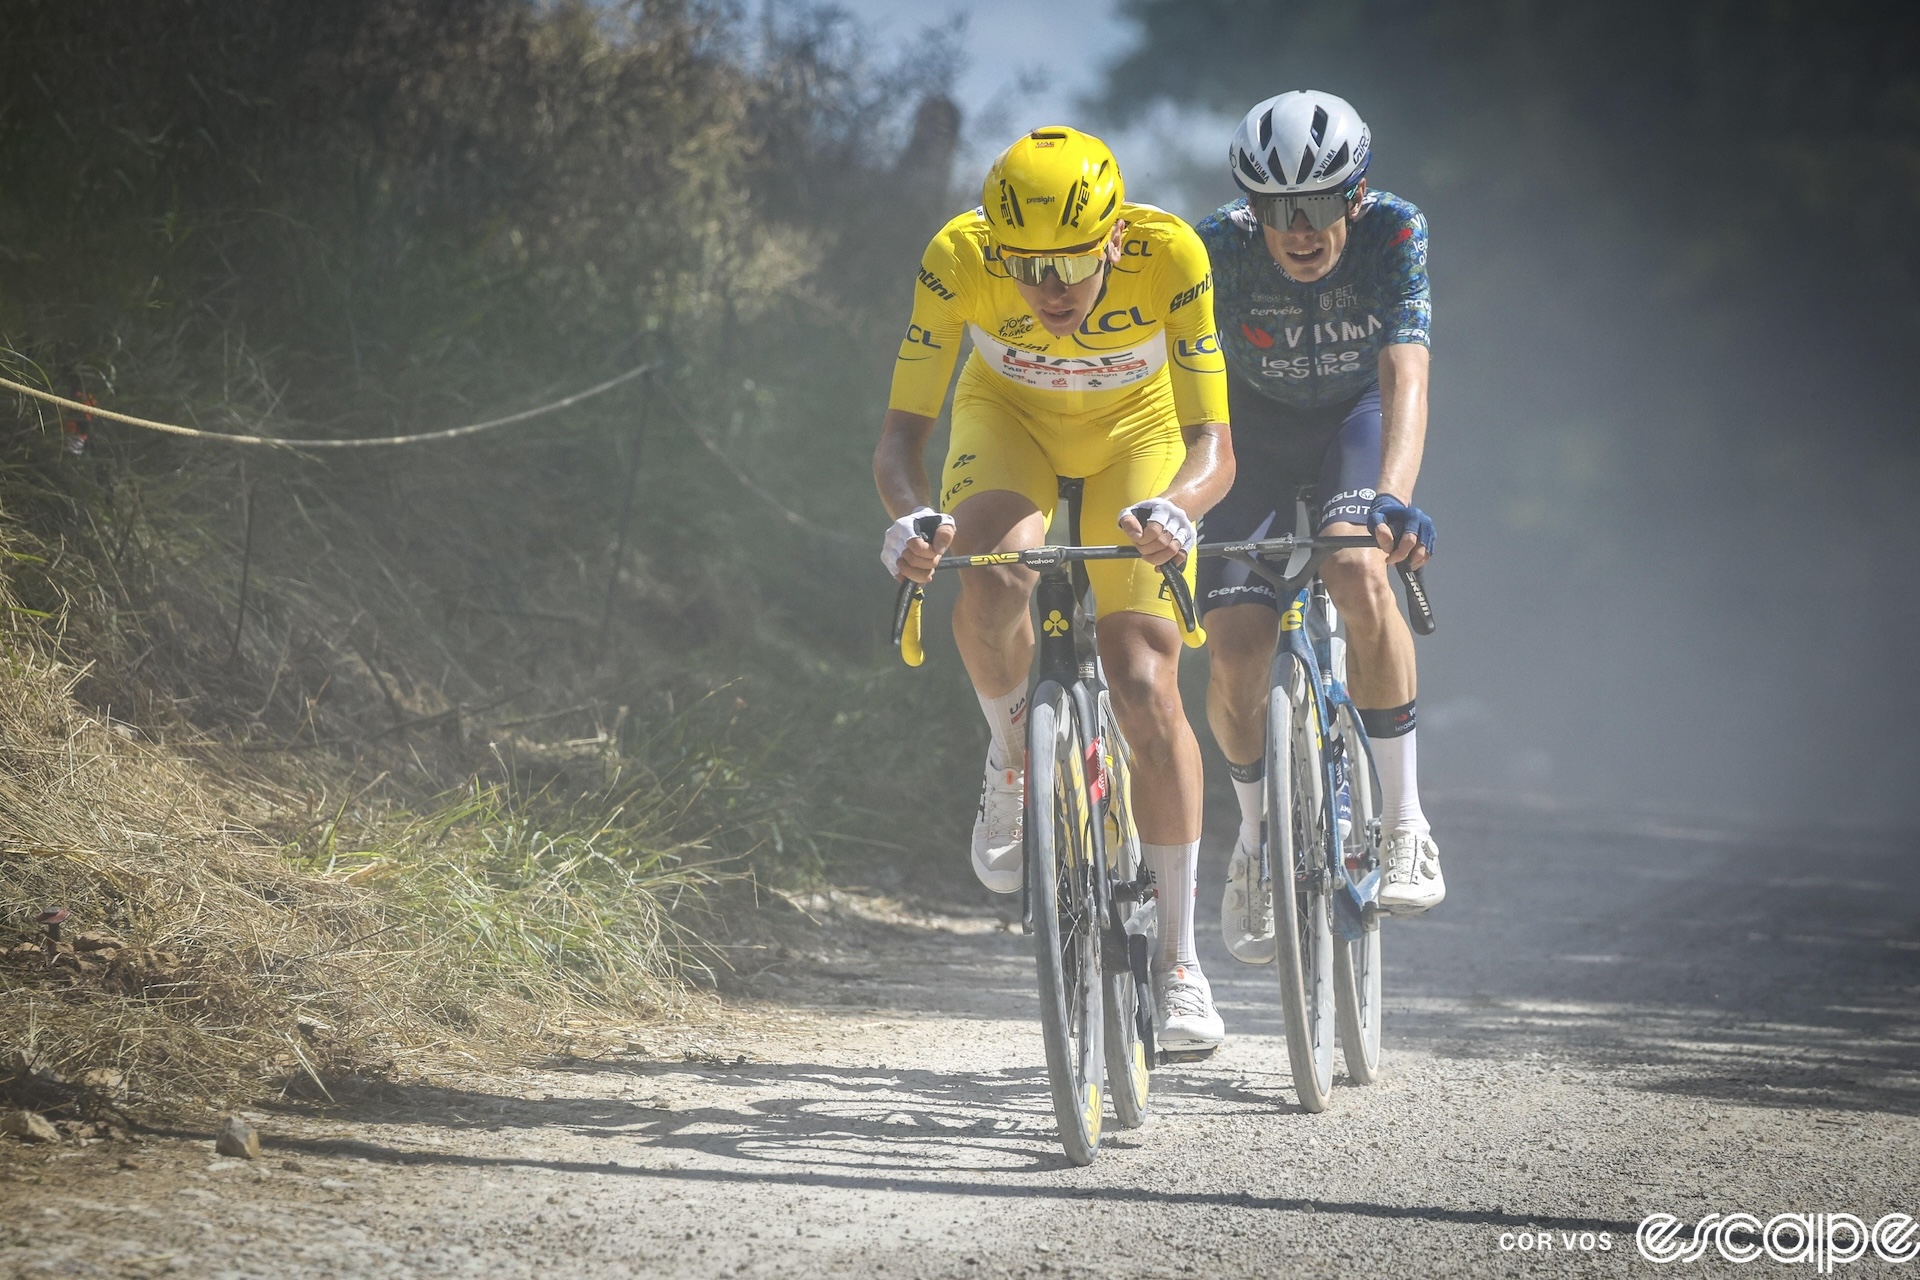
[1365,492,1436,557]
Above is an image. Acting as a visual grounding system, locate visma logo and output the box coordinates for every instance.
[1635,1211,1918,1267]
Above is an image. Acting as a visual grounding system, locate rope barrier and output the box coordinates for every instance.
[0,361,653,449]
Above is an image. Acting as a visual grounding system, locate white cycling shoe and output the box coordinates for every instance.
[1220,828,1277,965]
[1153,963,1226,1052]
[1377,829,1445,915]
[970,751,1024,895]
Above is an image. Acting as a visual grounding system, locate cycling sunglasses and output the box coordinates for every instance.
[1252,188,1360,233]
[999,249,1108,287]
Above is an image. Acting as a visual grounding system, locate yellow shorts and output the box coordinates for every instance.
[938,359,1197,622]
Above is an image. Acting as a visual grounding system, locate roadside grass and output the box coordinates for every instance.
[0,647,749,1119]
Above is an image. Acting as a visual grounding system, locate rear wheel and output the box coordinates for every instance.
[1094,689,1150,1129]
[1331,702,1385,1085]
[1028,681,1105,1164]
[1268,659,1337,1112]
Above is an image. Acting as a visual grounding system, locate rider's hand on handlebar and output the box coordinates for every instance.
[1119,498,1196,569]
[1366,493,1435,569]
[881,507,955,583]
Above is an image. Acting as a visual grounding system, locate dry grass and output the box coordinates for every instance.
[0,651,721,1119]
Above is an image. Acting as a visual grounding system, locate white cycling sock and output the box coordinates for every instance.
[976,684,1029,772]
[1369,729,1430,836]
[1230,774,1264,846]
[1144,840,1199,970]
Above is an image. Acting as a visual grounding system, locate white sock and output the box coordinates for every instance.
[976,684,1028,771]
[1229,773,1263,847]
[1144,840,1199,970]
[1369,729,1430,836]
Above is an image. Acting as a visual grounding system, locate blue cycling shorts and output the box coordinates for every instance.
[1197,381,1382,616]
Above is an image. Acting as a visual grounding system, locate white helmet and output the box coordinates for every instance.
[1229,90,1371,196]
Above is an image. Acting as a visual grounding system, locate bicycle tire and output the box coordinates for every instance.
[1027,681,1105,1164]
[1331,701,1385,1084]
[1093,688,1150,1129]
[1268,658,1338,1112]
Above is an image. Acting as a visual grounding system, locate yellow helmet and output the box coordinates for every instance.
[981,126,1125,254]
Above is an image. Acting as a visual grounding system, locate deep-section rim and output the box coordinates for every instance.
[1331,700,1385,1084]
[1028,682,1105,1164]
[1269,662,1337,1112]
[1094,688,1150,1128]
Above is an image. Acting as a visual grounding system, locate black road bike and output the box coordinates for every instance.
[889,480,1200,1165]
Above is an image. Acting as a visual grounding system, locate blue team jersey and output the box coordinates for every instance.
[1195,190,1430,411]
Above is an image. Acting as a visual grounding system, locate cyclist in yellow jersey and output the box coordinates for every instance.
[873,127,1237,1051]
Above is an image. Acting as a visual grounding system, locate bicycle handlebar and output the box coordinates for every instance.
[889,531,1435,664]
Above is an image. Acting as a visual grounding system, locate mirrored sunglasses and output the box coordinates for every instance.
[1252,190,1357,233]
[1000,250,1108,287]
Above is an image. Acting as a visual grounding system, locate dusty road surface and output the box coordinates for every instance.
[5,800,1917,1277]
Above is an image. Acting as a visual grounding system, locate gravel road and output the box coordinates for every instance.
[5,799,1916,1277]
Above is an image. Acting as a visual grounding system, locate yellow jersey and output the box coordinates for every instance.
[887,202,1229,429]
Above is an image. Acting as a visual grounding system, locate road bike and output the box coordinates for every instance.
[889,481,1200,1165]
[1195,515,1435,1111]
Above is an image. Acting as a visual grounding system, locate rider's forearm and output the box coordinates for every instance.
[1159,422,1235,517]
[873,408,940,519]
[1377,343,1430,502]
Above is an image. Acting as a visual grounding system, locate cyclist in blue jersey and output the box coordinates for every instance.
[1194,90,1444,963]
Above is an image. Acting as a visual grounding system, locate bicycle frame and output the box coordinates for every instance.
[1209,534,1405,941]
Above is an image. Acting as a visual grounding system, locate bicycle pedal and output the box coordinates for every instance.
[1157,1046,1218,1065]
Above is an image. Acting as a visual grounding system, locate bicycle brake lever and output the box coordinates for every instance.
[1156,561,1207,649]
[1397,564,1436,636]
[891,578,926,666]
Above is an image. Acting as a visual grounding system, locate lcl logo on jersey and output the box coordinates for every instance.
[1080,306,1150,335]
[904,324,942,349]
[1122,238,1153,258]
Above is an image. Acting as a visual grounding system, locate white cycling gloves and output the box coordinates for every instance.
[881,506,954,578]
[1124,498,1197,555]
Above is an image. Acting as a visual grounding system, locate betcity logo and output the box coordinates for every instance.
[1636,1211,1918,1269]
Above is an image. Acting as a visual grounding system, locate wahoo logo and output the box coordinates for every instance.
[1240,322,1275,349]
[1168,274,1211,312]
[917,267,955,300]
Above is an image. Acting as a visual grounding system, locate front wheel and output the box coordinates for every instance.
[1331,702,1384,1085]
[1269,660,1337,1112]
[1028,681,1105,1165]
[1094,688,1150,1130]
